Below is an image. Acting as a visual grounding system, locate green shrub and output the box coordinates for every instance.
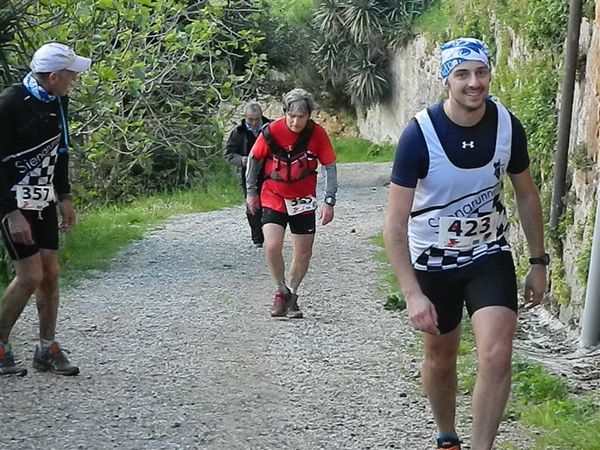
[384,291,406,311]
[512,358,568,404]
[332,136,395,163]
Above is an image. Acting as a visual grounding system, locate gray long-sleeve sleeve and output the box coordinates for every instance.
[245,153,264,196]
[321,163,338,197]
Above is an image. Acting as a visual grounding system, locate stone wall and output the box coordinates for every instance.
[560,6,600,325]
[356,35,441,144]
[588,4,600,159]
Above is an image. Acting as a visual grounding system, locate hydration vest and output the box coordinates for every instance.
[263,121,318,183]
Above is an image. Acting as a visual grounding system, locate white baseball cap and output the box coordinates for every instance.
[30,43,91,73]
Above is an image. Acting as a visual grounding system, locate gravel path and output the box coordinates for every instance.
[2,162,533,449]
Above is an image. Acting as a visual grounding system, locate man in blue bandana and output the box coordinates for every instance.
[384,37,547,449]
[0,43,90,376]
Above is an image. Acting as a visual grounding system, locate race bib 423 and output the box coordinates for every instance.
[438,213,498,250]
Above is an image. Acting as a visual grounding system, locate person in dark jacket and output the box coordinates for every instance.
[224,103,269,247]
[0,43,91,376]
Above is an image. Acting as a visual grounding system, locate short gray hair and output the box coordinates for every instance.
[282,88,315,115]
[244,103,262,116]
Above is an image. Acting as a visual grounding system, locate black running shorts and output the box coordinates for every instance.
[0,205,59,260]
[415,251,518,334]
[262,207,316,235]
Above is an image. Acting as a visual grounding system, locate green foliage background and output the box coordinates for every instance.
[1,0,269,205]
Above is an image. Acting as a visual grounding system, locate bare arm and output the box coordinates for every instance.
[509,169,547,304]
[384,183,439,334]
[59,198,76,233]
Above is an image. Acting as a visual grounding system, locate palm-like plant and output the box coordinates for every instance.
[343,0,385,44]
[313,0,345,34]
[312,0,432,107]
[346,45,389,106]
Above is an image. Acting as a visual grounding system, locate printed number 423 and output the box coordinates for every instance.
[447,217,491,236]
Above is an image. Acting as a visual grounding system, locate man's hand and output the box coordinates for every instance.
[242,156,248,167]
[59,199,76,233]
[246,194,260,215]
[319,204,334,225]
[6,210,33,245]
[406,291,440,335]
[523,265,546,306]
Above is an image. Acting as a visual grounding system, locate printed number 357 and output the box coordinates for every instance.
[20,186,51,201]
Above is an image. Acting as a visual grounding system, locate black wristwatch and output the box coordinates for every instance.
[324,195,336,207]
[529,253,550,266]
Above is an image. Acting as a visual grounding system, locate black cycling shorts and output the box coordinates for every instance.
[0,206,59,260]
[262,207,316,235]
[415,251,518,334]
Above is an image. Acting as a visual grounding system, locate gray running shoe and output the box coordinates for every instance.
[32,341,79,376]
[286,293,303,319]
[0,342,27,376]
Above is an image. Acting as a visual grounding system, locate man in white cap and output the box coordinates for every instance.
[384,38,547,449]
[0,42,91,376]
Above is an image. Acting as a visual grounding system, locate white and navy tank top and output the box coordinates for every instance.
[409,101,512,271]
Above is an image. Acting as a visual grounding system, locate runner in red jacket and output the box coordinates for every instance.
[246,88,338,318]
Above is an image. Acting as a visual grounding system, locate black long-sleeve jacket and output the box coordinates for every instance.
[223,117,269,187]
[0,84,70,214]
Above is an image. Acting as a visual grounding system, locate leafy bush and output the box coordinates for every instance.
[0,0,270,281]
[4,0,268,204]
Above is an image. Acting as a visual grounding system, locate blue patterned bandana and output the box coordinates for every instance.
[22,71,56,103]
[439,38,490,85]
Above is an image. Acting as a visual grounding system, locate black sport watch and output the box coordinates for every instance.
[529,253,550,266]
[324,195,336,207]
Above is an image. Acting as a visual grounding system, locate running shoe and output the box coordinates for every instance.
[271,290,288,317]
[286,293,303,319]
[32,341,79,376]
[0,342,27,376]
[437,438,461,450]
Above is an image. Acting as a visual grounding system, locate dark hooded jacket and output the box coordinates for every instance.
[224,116,269,188]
